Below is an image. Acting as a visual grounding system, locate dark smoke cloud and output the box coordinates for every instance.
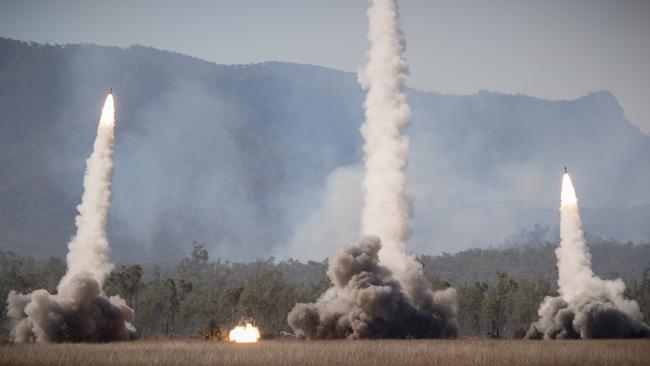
[7,273,137,342]
[526,294,650,339]
[287,236,458,339]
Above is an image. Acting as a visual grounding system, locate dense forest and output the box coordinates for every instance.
[2,240,649,340]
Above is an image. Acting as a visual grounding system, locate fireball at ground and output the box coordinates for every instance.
[228,323,260,343]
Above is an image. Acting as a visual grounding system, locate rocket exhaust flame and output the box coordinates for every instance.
[228,323,261,343]
[287,0,458,339]
[561,173,578,206]
[6,91,137,343]
[526,170,649,339]
[99,93,115,127]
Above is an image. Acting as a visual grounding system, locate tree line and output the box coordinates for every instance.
[1,241,649,340]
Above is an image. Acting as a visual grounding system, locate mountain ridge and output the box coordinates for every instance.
[1,37,649,262]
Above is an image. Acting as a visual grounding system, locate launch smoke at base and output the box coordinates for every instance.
[288,237,457,339]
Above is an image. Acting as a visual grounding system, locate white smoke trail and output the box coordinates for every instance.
[58,93,116,294]
[7,92,136,342]
[526,172,649,339]
[359,0,412,274]
[287,0,458,339]
[556,173,606,301]
[358,0,454,313]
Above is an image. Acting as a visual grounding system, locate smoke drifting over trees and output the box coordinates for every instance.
[6,94,137,343]
[287,0,458,339]
[526,174,650,339]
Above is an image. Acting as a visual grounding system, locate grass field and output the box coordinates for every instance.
[1,339,649,366]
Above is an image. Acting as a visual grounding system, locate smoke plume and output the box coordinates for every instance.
[287,0,458,339]
[6,93,137,343]
[288,237,457,339]
[526,173,649,339]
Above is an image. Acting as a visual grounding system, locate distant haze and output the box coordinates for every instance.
[1,0,649,133]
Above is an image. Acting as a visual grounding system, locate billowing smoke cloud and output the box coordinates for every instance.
[526,173,650,339]
[6,93,137,343]
[288,237,457,339]
[287,0,458,339]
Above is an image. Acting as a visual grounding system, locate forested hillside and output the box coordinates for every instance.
[420,240,650,285]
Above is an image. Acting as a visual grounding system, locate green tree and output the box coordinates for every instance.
[482,272,518,338]
[507,277,551,338]
[105,265,143,309]
[458,282,488,337]
[190,241,209,264]
[38,256,65,292]
[638,267,650,319]
[239,264,293,335]
[225,284,244,325]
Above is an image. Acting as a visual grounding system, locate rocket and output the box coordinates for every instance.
[564,166,568,174]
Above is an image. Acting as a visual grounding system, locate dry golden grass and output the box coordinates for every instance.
[1,339,649,366]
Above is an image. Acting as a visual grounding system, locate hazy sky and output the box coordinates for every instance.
[2,0,649,133]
